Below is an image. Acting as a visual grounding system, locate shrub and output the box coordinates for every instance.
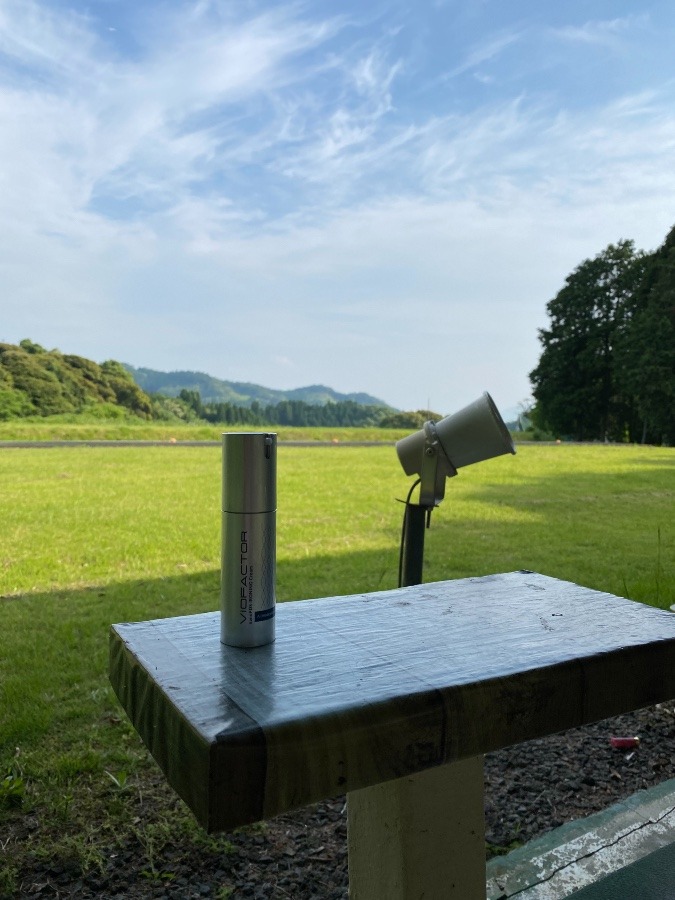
[379,409,442,429]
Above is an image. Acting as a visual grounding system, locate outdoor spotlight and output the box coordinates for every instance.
[396,392,515,587]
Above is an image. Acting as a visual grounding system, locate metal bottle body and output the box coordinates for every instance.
[220,432,276,648]
[221,509,275,647]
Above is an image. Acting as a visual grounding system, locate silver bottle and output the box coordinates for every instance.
[220,432,276,648]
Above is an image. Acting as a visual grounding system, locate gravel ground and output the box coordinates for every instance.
[11,702,675,899]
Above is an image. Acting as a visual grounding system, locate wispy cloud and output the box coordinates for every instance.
[0,0,99,80]
[0,1,348,239]
[448,30,522,78]
[2,2,669,246]
[551,15,646,47]
[2,0,675,412]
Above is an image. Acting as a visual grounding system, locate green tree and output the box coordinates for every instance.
[0,389,34,419]
[178,389,206,419]
[615,226,675,444]
[530,241,647,441]
[0,365,34,419]
[0,348,75,415]
[63,354,116,403]
[100,360,153,418]
[18,339,46,355]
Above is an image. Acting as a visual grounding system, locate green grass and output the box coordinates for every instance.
[0,442,673,892]
[0,417,407,443]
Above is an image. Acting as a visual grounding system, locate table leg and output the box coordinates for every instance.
[347,756,486,899]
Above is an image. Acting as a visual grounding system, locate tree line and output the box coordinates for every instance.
[176,389,395,427]
[529,225,674,444]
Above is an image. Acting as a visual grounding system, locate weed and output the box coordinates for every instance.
[190,830,235,856]
[216,887,235,899]
[133,819,175,879]
[175,814,235,854]
[64,831,106,876]
[104,769,129,791]
[55,791,75,821]
[235,819,267,835]
[140,869,176,883]
[485,838,524,858]
[0,861,18,897]
[0,771,24,809]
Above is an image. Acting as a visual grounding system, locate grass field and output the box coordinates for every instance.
[0,441,673,892]
[0,418,408,444]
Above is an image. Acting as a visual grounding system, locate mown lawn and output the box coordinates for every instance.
[0,442,672,893]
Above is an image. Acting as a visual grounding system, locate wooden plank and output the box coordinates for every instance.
[348,757,486,899]
[109,571,675,831]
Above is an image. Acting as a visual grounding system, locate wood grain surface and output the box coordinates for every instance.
[109,571,675,831]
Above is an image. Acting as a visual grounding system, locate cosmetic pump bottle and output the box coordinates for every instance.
[220,432,276,648]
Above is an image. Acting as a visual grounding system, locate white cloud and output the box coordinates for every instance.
[448,30,522,78]
[0,0,99,78]
[1,0,675,413]
[0,1,348,241]
[550,15,644,47]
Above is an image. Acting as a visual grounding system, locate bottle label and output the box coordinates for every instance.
[221,511,276,647]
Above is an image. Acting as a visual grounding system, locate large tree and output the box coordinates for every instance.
[530,241,647,441]
[615,226,675,444]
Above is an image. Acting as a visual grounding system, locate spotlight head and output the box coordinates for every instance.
[396,392,515,506]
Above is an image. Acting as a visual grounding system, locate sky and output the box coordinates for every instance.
[1,1,675,417]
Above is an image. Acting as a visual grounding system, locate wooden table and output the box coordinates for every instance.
[109,571,675,899]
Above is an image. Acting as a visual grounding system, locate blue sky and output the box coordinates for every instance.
[1,0,674,416]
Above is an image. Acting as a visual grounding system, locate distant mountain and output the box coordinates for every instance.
[124,365,393,409]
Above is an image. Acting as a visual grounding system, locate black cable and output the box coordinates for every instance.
[398,478,421,588]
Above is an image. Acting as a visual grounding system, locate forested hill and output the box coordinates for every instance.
[0,341,154,419]
[124,365,389,408]
[0,341,400,427]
